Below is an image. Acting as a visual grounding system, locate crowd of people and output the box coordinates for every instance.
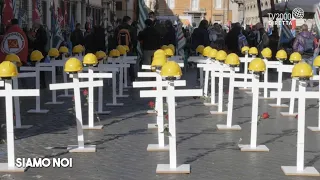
[1,12,319,87]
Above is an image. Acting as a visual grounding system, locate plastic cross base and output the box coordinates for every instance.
[45,101,64,105]
[269,104,289,108]
[258,96,275,100]
[67,145,96,152]
[216,124,241,130]
[238,87,251,91]
[105,103,124,106]
[280,112,298,117]
[210,111,227,115]
[96,111,111,115]
[281,166,320,176]
[82,125,104,130]
[307,126,320,132]
[156,164,190,174]
[58,94,73,98]
[203,102,218,106]
[238,144,269,152]
[147,110,157,114]
[27,109,49,114]
[0,163,26,172]
[116,94,129,98]
[147,144,169,152]
[147,123,158,129]
[15,125,33,129]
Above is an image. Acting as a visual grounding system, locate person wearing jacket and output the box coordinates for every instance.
[92,25,106,52]
[70,23,84,47]
[138,19,161,68]
[163,20,176,46]
[191,20,210,52]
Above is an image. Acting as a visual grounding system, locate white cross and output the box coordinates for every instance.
[308,75,320,132]
[12,72,37,129]
[133,72,185,152]
[270,81,320,176]
[0,79,39,172]
[200,62,240,114]
[49,74,103,152]
[82,64,119,112]
[268,61,289,108]
[238,53,256,90]
[140,81,202,174]
[188,56,209,88]
[58,55,74,97]
[234,73,281,152]
[70,67,112,129]
[19,62,53,113]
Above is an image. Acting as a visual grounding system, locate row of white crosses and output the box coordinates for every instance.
[0,62,40,172]
[137,63,202,173]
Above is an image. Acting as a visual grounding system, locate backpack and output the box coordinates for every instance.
[117,29,131,48]
[303,36,314,53]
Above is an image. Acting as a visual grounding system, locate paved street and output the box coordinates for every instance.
[0,69,320,180]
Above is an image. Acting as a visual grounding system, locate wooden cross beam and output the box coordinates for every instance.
[0,79,39,172]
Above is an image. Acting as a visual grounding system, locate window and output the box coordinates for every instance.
[191,0,198,11]
[215,0,222,9]
[116,1,122,10]
[167,0,175,9]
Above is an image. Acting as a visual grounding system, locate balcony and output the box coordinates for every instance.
[231,0,244,4]
[184,8,206,13]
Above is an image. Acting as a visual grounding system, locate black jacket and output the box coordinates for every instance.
[191,27,210,50]
[70,29,84,47]
[34,26,48,54]
[138,26,161,50]
[163,26,176,46]
[92,26,106,52]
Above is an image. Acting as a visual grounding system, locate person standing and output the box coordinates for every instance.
[31,20,48,88]
[70,23,84,47]
[138,19,161,67]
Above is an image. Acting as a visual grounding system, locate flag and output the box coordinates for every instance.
[51,1,64,49]
[67,15,75,53]
[32,0,40,21]
[2,0,14,25]
[279,8,294,44]
[137,0,148,58]
[36,0,43,21]
[64,1,68,27]
[315,3,320,35]
[175,17,186,57]
[267,25,272,36]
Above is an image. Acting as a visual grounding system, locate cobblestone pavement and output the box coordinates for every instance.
[0,69,320,180]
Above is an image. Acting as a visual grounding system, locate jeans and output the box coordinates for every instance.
[303,54,317,75]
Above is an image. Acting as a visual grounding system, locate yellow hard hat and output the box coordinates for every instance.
[313,56,320,67]
[208,49,218,59]
[0,61,18,78]
[289,52,302,63]
[109,49,121,58]
[123,45,130,52]
[225,53,240,66]
[59,46,69,54]
[72,45,83,54]
[276,50,287,60]
[261,48,272,59]
[241,46,250,54]
[248,47,258,55]
[116,45,127,55]
[83,53,98,65]
[154,49,166,57]
[215,50,227,61]
[64,58,83,73]
[168,44,175,53]
[196,45,205,54]
[48,48,60,58]
[248,58,266,72]
[202,46,212,57]
[151,56,167,70]
[4,54,22,67]
[95,51,107,60]
[160,61,182,79]
[161,45,168,50]
[291,62,313,79]
[30,50,44,61]
[164,48,174,57]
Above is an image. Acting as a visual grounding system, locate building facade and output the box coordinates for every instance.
[155,0,239,26]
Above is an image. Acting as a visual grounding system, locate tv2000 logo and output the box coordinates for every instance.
[16,158,73,168]
[268,7,304,25]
